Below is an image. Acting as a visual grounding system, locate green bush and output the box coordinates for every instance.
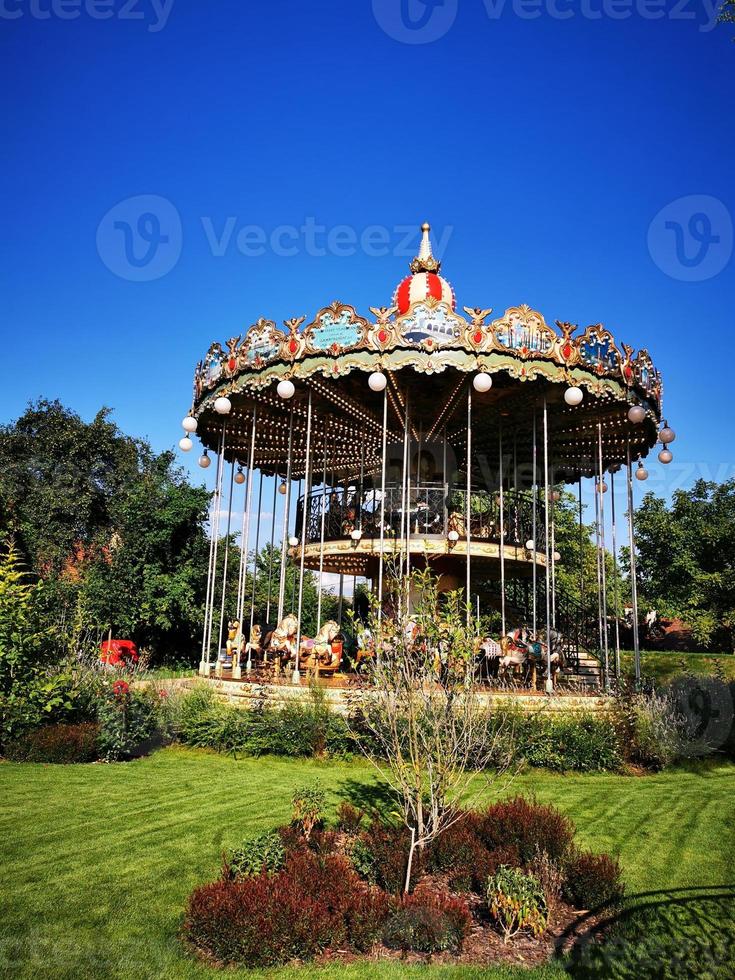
[562,850,625,910]
[291,782,326,839]
[225,831,286,879]
[96,682,161,760]
[4,721,100,763]
[613,691,688,770]
[487,866,548,943]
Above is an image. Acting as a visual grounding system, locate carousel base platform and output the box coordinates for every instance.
[171,674,609,716]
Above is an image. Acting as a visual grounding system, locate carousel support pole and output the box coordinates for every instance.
[235,407,257,677]
[626,440,642,687]
[442,426,448,537]
[245,472,265,675]
[399,397,409,614]
[199,423,225,676]
[316,426,328,631]
[593,448,604,666]
[337,573,344,626]
[294,391,313,684]
[610,469,622,682]
[532,408,538,637]
[290,479,301,614]
[578,476,585,614]
[597,423,610,692]
[498,419,506,637]
[215,461,236,677]
[202,423,227,676]
[277,409,295,621]
[265,474,278,624]
[543,398,553,694]
[377,389,388,623]
[405,409,413,586]
[550,466,557,629]
[465,384,472,629]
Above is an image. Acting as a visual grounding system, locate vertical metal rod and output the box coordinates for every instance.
[399,398,409,613]
[610,469,621,680]
[578,475,585,614]
[316,425,328,631]
[204,424,227,673]
[594,447,604,658]
[532,408,538,636]
[597,423,610,691]
[216,461,237,664]
[377,390,388,622]
[466,384,472,629]
[248,472,265,636]
[498,419,506,637]
[265,474,278,623]
[626,440,642,687]
[236,407,258,627]
[290,479,301,614]
[442,426,448,537]
[294,391,313,682]
[200,427,224,674]
[543,398,552,693]
[550,466,557,629]
[277,409,294,620]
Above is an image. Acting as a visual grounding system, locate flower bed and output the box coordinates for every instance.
[183,790,625,969]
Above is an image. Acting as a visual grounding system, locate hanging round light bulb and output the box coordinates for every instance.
[658,448,673,464]
[179,436,193,452]
[278,481,287,495]
[597,480,608,494]
[635,461,649,481]
[277,379,295,400]
[198,452,211,469]
[234,466,246,484]
[525,539,535,551]
[553,551,561,562]
[214,396,232,415]
[473,372,493,393]
[368,371,387,392]
[659,424,676,444]
[447,529,460,543]
[182,416,198,433]
[288,536,299,547]
[564,386,583,407]
[628,404,646,424]
[350,528,363,541]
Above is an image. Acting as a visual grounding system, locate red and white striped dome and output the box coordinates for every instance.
[392,223,455,316]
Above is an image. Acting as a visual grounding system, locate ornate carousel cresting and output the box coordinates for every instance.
[180,224,676,692]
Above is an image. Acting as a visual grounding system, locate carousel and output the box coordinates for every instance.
[179,224,675,692]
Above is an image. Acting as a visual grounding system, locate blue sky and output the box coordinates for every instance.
[1,0,733,530]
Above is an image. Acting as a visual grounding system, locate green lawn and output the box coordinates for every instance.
[1,748,733,979]
[620,649,735,686]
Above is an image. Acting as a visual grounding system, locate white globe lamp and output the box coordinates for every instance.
[564,386,583,407]
[368,371,387,392]
[277,379,295,400]
[473,372,492,393]
[214,396,231,415]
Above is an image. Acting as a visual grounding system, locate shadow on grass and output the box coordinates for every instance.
[559,884,735,978]
[337,776,399,821]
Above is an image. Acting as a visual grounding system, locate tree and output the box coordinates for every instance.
[350,567,510,892]
[631,479,735,650]
[719,0,735,36]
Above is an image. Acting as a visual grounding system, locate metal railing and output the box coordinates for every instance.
[295,484,546,551]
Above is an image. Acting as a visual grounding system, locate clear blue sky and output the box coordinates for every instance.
[1,0,733,519]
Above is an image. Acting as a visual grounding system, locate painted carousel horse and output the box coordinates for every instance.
[476,635,502,679]
[218,620,241,677]
[354,625,375,672]
[500,628,562,688]
[264,614,299,671]
[243,624,263,670]
[299,620,342,673]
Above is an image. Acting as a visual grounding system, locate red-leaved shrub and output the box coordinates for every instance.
[382,884,472,953]
[562,850,625,910]
[185,850,390,966]
[4,723,100,763]
[477,797,576,865]
[336,801,365,834]
[354,822,423,894]
[428,819,496,893]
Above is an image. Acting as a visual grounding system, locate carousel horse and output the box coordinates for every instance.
[218,620,241,677]
[244,624,263,669]
[299,620,340,671]
[263,614,299,670]
[476,635,502,679]
[499,628,563,688]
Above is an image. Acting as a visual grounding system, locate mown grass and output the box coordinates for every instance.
[1,748,733,979]
[620,649,735,686]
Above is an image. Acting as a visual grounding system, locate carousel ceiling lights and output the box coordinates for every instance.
[234,466,246,484]
[214,396,232,415]
[277,379,295,400]
[564,386,583,406]
[658,448,673,464]
[198,452,211,469]
[635,460,649,481]
[179,436,193,452]
[288,536,299,547]
[472,372,493,393]
[659,423,676,444]
[182,416,198,433]
[628,404,646,424]
[278,481,288,495]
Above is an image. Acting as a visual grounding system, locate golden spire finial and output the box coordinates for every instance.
[410,221,440,274]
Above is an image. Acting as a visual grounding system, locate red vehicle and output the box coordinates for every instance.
[100,639,139,667]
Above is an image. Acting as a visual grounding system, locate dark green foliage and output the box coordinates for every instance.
[184,850,391,966]
[382,885,472,953]
[96,684,161,761]
[224,831,285,879]
[563,850,625,910]
[4,722,99,763]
